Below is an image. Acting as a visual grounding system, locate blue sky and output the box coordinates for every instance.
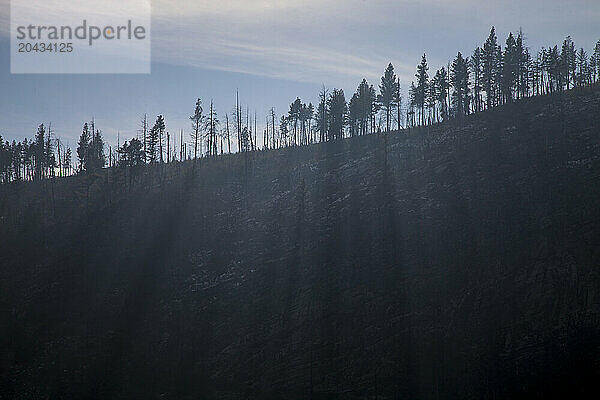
[0,0,599,151]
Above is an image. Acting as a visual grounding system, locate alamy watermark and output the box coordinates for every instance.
[11,0,151,74]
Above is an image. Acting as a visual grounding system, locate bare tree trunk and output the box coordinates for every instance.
[226,114,231,154]
[236,91,241,152]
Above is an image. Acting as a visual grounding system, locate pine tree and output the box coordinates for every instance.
[155,115,165,162]
[377,63,398,132]
[88,128,106,171]
[0,136,7,183]
[64,148,72,175]
[327,89,347,140]
[548,45,561,93]
[279,115,289,146]
[306,103,315,143]
[408,82,417,127]
[502,32,518,102]
[433,68,449,121]
[483,27,499,109]
[561,36,576,90]
[44,129,54,177]
[451,52,470,117]
[34,124,45,180]
[139,114,148,163]
[316,86,329,142]
[576,48,589,87]
[349,79,376,136]
[204,101,219,156]
[190,99,203,160]
[471,47,483,112]
[592,40,600,83]
[288,98,302,145]
[415,54,429,125]
[348,92,360,137]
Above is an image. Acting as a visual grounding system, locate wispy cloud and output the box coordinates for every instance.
[2,0,599,84]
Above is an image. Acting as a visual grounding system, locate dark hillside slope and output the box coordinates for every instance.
[2,88,600,399]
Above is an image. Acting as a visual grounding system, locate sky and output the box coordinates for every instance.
[0,0,599,151]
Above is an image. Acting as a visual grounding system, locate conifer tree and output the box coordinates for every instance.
[415,54,429,125]
[483,27,499,108]
[190,99,203,160]
[471,47,483,112]
[279,116,289,146]
[327,89,347,140]
[147,123,159,163]
[316,86,329,142]
[64,147,72,175]
[433,68,449,121]
[34,124,45,180]
[592,41,600,83]
[451,52,470,117]
[378,63,398,132]
[576,48,589,87]
[88,127,106,171]
[155,115,165,162]
[561,36,576,90]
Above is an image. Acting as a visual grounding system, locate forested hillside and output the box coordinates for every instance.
[1,86,600,399]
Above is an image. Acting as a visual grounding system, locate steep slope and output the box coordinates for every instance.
[1,87,600,399]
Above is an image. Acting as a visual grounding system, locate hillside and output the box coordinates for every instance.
[2,87,600,399]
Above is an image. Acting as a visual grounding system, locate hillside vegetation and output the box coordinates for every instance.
[1,87,600,399]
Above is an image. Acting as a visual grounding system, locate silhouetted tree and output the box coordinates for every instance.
[378,63,398,132]
[139,114,148,163]
[327,89,347,140]
[147,123,159,163]
[576,48,589,87]
[415,54,429,125]
[561,36,576,90]
[280,115,289,146]
[34,124,46,180]
[64,147,72,176]
[190,99,203,160]
[87,126,106,171]
[502,32,518,102]
[154,115,165,162]
[516,30,531,99]
[288,98,302,145]
[117,138,144,167]
[483,27,500,108]
[204,101,220,156]
[451,52,470,118]
[592,41,600,83]
[472,47,483,112]
[433,67,449,121]
[316,86,329,142]
[548,45,561,93]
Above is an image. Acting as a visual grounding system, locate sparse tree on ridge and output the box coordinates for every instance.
[502,32,518,102]
[155,115,166,163]
[378,63,399,132]
[147,122,159,163]
[433,67,449,121]
[483,26,500,109]
[327,89,347,141]
[451,52,470,118]
[471,47,483,112]
[576,48,589,87]
[415,54,429,125]
[317,86,329,142]
[561,36,577,90]
[190,98,203,160]
[77,123,90,172]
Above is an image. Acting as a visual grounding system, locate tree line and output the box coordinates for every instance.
[1,27,599,184]
[0,123,72,183]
